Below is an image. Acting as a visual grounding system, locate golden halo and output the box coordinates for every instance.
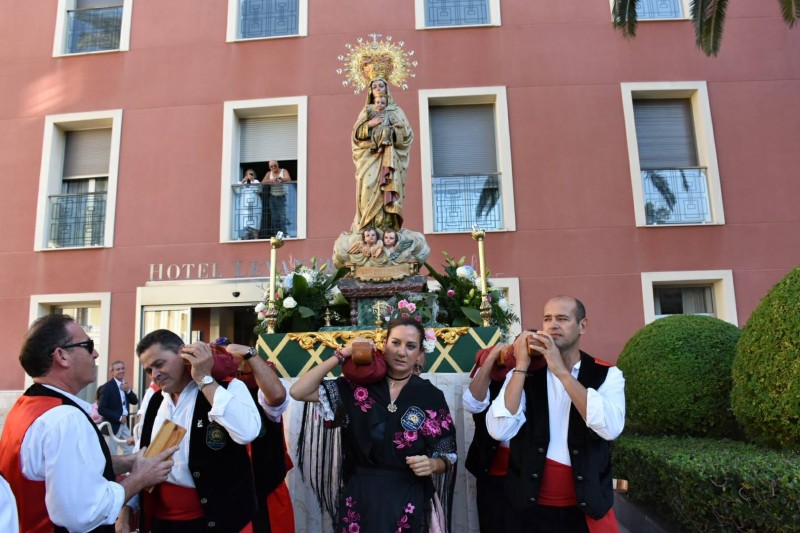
[336,33,418,94]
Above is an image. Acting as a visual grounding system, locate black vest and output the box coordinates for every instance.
[505,352,613,519]
[26,384,116,533]
[248,387,289,533]
[141,384,258,531]
[465,378,504,479]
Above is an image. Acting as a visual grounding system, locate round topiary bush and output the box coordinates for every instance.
[731,267,800,450]
[617,314,742,437]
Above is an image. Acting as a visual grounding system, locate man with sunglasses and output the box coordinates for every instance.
[0,314,176,532]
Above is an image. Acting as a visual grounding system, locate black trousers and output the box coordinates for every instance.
[505,504,590,533]
[476,474,507,533]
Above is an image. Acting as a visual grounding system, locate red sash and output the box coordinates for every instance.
[151,483,204,520]
[488,445,510,476]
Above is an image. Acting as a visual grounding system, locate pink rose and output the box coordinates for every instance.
[447,289,455,297]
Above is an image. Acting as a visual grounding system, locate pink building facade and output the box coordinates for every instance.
[1,0,798,418]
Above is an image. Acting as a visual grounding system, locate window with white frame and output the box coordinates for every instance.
[227,0,307,41]
[35,111,122,251]
[641,270,738,325]
[28,293,111,402]
[220,97,307,242]
[621,82,724,227]
[418,87,515,234]
[415,0,501,29]
[53,0,132,56]
[608,0,690,21]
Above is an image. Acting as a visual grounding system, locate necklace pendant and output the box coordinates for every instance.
[387,403,397,413]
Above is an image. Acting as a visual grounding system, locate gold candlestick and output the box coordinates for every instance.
[471,226,491,327]
[267,232,285,333]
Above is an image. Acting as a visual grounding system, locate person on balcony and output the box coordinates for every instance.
[263,160,292,237]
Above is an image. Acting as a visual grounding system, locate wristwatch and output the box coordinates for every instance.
[243,347,258,361]
[197,375,214,391]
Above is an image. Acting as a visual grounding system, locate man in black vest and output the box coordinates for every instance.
[127,329,262,532]
[487,296,626,532]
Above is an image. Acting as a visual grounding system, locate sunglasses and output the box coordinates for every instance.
[60,339,94,353]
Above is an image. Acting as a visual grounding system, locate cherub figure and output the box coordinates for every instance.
[366,93,394,153]
[382,228,399,254]
[348,227,383,258]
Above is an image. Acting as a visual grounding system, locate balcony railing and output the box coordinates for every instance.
[48,192,106,248]
[642,168,712,225]
[239,0,299,39]
[66,6,122,54]
[637,0,683,19]
[232,182,297,240]
[425,0,490,27]
[432,174,503,232]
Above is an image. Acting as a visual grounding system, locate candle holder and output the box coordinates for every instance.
[266,232,285,334]
[471,226,492,327]
[372,300,389,328]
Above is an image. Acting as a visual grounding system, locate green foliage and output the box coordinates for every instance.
[613,434,800,533]
[613,0,799,56]
[254,257,349,333]
[618,314,742,437]
[731,267,800,450]
[424,252,519,338]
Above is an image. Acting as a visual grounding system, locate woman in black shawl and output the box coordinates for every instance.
[291,316,457,532]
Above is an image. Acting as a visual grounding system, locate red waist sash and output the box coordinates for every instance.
[488,445,510,476]
[152,482,204,520]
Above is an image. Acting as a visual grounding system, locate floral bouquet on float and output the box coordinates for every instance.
[254,257,349,334]
[424,252,519,338]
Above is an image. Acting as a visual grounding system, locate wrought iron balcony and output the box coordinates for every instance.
[239,0,299,39]
[232,182,297,240]
[48,192,106,248]
[637,0,683,19]
[66,6,122,54]
[642,168,712,225]
[432,174,503,232]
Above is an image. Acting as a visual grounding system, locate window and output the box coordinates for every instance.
[220,97,307,242]
[641,271,738,325]
[418,87,515,234]
[53,0,132,56]
[28,293,111,401]
[608,0,690,21]
[227,0,307,41]
[621,82,724,227]
[35,110,122,251]
[415,0,501,29]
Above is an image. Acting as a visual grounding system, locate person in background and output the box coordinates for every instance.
[0,472,19,533]
[263,161,292,236]
[99,360,138,455]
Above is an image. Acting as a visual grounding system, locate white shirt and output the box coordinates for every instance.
[21,385,125,532]
[115,378,128,417]
[0,474,19,533]
[256,379,290,423]
[486,361,626,466]
[136,378,261,488]
[462,387,511,447]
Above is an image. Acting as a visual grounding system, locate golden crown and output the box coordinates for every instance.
[336,33,418,94]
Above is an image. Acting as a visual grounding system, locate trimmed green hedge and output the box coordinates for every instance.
[613,435,800,532]
[617,314,741,438]
[732,266,800,450]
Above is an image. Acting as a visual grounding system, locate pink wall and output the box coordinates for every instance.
[0,1,798,387]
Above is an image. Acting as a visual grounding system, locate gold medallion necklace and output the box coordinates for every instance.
[386,373,411,413]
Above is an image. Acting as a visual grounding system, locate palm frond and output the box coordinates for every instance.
[612,0,640,38]
[679,169,691,192]
[646,171,676,210]
[691,0,729,56]
[777,0,800,27]
[475,177,500,219]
